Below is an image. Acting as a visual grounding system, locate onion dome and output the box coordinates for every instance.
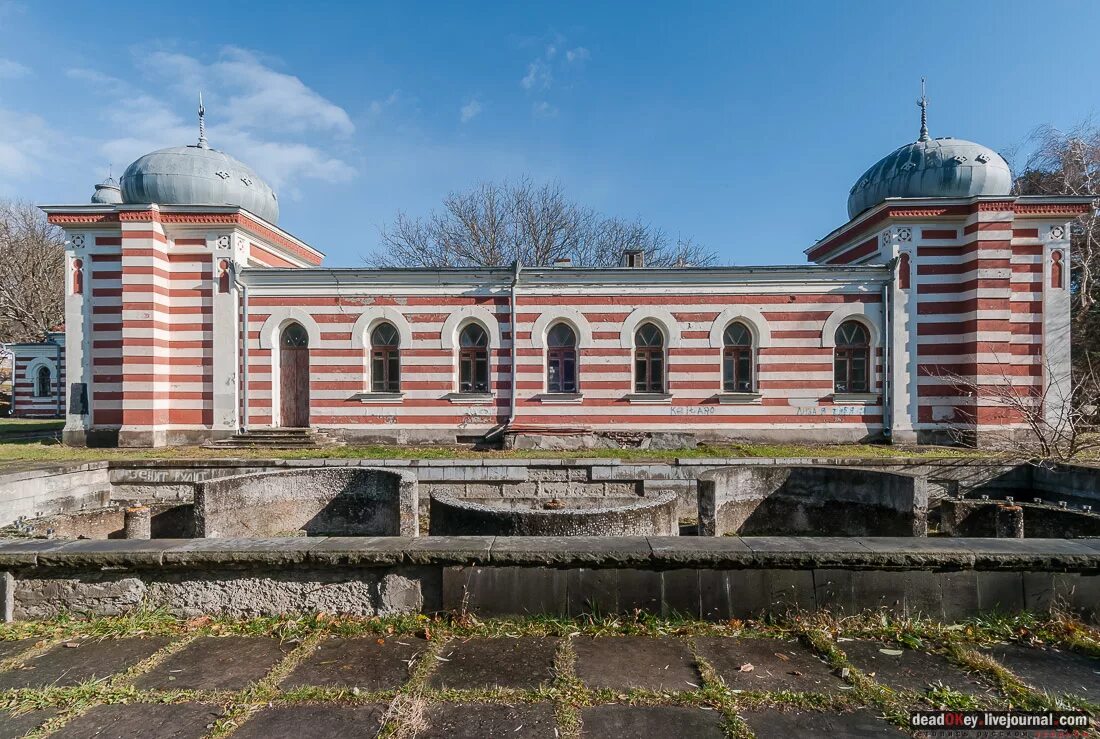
[846,82,1012,219]
[119,95,279,224]
[91,175,122,204]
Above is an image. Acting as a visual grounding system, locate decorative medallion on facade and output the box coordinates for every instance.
[70,234,85,248]
[880,230,893,248]
[897,227,912,242]
[216,235,231,249]
[1049,225,1066,241]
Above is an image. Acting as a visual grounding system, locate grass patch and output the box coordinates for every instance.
[0,438,995,467]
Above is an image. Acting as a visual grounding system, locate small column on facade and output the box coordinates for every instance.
[209,232,246,438]
[123,504,152,539]
[885,226,918,444]
[1042,222,1073,432]
[62,233,92,445]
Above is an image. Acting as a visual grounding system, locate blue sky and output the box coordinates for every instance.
[1,1,1098,266]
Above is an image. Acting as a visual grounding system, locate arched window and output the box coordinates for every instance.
[722,322,754,392]
[370,322,400,393]
[834,320,870,393]
[281,322,309,348]
[634,322,665,393]
[546,323,578,393]
[34,365,51,398]
[458,323,489,393]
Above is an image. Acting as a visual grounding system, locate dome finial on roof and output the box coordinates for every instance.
[197,91,209,149]
[917,77,929,142]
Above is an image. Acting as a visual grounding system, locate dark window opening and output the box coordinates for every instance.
[546,323,578,393]
[370,322,401,393]
[458,323,489,393]
[34,366,51,398]
[634,322,665,393]
[834,320,870,393]
[722,322,754,392]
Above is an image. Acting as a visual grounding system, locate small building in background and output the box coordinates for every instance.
[3,331,65,418]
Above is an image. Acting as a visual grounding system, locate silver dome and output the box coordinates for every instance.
[120,144,279,224]
[91,176,122,205]
[847,136,1012,219]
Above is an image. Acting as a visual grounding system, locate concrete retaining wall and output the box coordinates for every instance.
[428,492,678,536]
[1,536,1097,622]
[0,463,111,525]
[697,465,929,537]
[193,468,418,538]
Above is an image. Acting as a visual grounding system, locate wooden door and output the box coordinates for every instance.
[279,323,310,427]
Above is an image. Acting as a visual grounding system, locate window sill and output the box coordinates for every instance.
[623,393,673,404]
[715,392,762,405]
[351,392,404,404]
[831,393,880,404]
[533,393,583,404]
[443,392,494,404]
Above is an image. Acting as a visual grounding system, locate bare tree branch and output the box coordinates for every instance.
[0,201,65,343]
[367,177,718,268]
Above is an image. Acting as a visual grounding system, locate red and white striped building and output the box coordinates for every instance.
[33,105,1091,448]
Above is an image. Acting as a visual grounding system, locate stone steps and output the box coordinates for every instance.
[206,428,344,449]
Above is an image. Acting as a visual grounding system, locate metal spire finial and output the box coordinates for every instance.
[197,92,208,148]
[917,78,929,142]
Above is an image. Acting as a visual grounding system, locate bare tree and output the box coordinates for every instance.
[1015,122,1100,369]
[0,201,65,343]
[933,355,1100,461]
[368,177,718,268]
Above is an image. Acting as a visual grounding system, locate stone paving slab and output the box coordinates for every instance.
[48,703,223,739]
[0,637,169,689]
[580,705,725,738]
[695,637,844,693]
[283,635,428,691]
[740,709,909,737]
[0,709,56,739]
[841,639,995,696]
[983,643,1100,702]
[416,702,557,739]
[135,636,295,691]
[428,637,558,690]
[232,704,386,738]
[573,636,701,692]
[0,637,37,662]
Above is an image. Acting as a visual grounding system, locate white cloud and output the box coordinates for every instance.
[0,107,61,178]
[521,59,551,91]
[566,47,589,64]
[145,47,354,137]
[72,46,357,192]
[532,101,558,118]
[0,57,30,79]
[460,98,482,123]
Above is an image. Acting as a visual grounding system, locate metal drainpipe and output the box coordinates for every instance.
[881,263,895,439]
[55,340,62,418]
[507,259,521,428]
[234,273,250,434]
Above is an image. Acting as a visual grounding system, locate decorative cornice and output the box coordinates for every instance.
[47,213,119,225]
[1013,203,1092,216]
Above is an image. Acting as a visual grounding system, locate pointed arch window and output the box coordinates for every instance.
[546,323,578,393]
[722,322,754,392]
[634,322,666,394]
[834,321,870,393]
[370,322,401,393]
[458,323,490,393]
[34,366,51,398]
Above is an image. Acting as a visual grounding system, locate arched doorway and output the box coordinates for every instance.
[280,322,310,427]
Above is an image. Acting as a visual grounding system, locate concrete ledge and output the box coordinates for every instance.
[1,536,1097,622]
[2,536,1097,571]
